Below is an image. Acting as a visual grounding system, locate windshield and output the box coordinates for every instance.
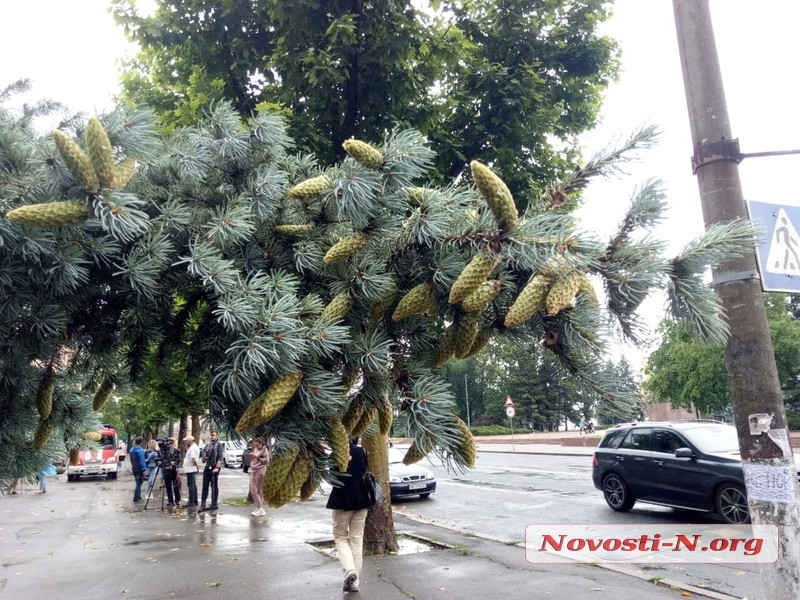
[100,434,116,450]
[683,424,740,454]
[388,447,405,464]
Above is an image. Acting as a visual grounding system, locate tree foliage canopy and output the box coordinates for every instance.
[1,83,759,501]
[644,294,800,415]
[111,0,620,205]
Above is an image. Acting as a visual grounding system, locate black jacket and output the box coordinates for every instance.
[326,444,371,511]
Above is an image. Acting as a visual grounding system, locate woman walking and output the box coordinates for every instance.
[248,437,270,516]
[325,436,372,593]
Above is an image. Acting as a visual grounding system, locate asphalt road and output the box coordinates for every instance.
[392,451,765,600]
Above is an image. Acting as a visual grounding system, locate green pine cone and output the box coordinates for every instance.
[454,417,477,468]
[6,201,90,228]
[546,272,582,316]
[33,419,54,452]
[35,371,54,420]
[405,187,426,207]
[341,401,363,434]
[367,278,398,322]
[504,274,552,328]
[262,445,300,505]
[92,378,114,412]
[299,472,317,501]
[288,175,331,199]
[392,282,434,321]
[109,157,136,190]
[323,232,369,264]
[268,453,314,508]
[85,117,116,189]
[432,322,458,368]
[449,251,499,305]
[235,372,303,433]
[342,139,384,169]
[461,280,502,312]
[577,275,599,306]
[460,327,492,359]
[351,405,377,437]
[403,441,426,465]
[319,292,353,323]
[377,393,393,436]
[327,419,351,472]
[275,223,315,238]
[453,313,480,359]
[470,160,518,230]
[53,129,99,192]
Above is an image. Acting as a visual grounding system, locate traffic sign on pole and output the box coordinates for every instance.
[504,395,515,408]
[505,407,515,418]
[747,200,800,293]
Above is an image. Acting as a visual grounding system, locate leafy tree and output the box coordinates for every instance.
[1,94,755,551]
[111,0,620,205]
[645,294,800,415]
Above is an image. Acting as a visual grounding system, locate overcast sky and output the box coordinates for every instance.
[2,0,799,368]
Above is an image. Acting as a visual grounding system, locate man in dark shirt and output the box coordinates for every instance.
[199,431,223,512]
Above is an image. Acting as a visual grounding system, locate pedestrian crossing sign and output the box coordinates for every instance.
[746,200,800,292]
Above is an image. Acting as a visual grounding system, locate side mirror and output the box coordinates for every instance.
[674,447,694,458]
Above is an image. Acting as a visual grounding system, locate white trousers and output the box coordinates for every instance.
[332,509,369,576]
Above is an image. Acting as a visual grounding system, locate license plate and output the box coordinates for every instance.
[408,483,426,490]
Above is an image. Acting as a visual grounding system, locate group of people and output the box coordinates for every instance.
[123,430,272,515]
[123,430,373,593]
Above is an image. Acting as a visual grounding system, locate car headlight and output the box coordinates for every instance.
[426,471,434,480]
[106,457,117,464]
[389,476,401,483]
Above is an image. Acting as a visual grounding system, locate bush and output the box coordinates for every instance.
[786,411,800,431]
[470,425,514,436]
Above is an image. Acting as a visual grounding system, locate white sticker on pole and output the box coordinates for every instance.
[743,463,798,503]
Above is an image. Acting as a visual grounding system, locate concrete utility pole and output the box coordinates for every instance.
[672,1,800,597]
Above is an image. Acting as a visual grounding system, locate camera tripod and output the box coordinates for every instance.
[143,465,161,510]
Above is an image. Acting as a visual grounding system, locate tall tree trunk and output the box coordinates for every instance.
[361,429,398,553]
[191,413,201,440]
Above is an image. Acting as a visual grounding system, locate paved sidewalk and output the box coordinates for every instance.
[0,469,742,600]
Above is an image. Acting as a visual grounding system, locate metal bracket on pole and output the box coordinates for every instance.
[691,138,742,174]
[710,269,761,287]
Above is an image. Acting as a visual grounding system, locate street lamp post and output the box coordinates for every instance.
[464,374,470,428]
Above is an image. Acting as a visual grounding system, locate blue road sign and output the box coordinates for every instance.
[747,200,800,293]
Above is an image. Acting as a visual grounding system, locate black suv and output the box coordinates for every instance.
[592,421,757,524]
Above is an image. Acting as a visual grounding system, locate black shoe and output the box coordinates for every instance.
[180,503,194,509]
[198,505,207,512]
[207,504,219,511]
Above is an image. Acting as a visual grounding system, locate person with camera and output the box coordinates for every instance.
[161,437,182,508]
[199,430,223,512]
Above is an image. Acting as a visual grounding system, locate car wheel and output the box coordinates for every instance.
[602,473,635,512]
[243,466,249,474]
[223,458,228,468]
[716,483,750,524]
[419,493,431,499]
[67,474,76,482]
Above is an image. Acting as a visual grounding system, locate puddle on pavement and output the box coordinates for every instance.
[309,534,450,558]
